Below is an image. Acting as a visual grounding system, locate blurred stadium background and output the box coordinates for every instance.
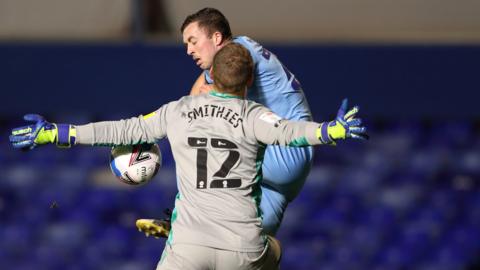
[1,1,480,269]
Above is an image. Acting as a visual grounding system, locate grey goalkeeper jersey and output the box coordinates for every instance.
[76,91,322,252]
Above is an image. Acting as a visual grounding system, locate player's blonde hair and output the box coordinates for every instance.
[212,43,253,94]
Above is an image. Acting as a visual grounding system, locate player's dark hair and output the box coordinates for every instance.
[181,8,232,40]
[212,43,253,94]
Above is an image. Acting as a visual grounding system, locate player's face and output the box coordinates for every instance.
[182,22,219,70]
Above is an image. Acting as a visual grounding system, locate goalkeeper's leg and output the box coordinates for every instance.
[157,239,281,270]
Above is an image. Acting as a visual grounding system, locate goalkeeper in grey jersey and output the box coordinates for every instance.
[10,43,367,270]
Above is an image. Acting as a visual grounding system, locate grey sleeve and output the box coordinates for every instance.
[249,105,322,147]
[75,102,172,146]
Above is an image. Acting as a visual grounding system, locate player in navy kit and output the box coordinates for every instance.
[137,7,317,237]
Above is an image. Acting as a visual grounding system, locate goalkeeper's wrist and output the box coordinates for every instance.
[55,124,76,148]
[317,122,334,144]
[317,120,348,145]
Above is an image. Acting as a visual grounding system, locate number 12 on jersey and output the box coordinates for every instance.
[188,137,241,189]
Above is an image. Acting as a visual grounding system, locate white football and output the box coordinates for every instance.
[109,144,162,185]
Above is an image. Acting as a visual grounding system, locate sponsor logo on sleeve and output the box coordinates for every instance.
[259,112,283,127]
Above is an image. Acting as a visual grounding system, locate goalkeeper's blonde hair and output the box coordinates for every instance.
[212,43,254,94]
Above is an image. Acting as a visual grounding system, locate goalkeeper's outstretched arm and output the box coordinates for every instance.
[251,98,368,147]
[9,104,171,150]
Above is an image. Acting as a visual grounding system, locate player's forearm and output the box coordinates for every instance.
[76,117,157,146]
[267,120,322,147]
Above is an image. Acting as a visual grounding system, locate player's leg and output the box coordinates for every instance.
[260,185,288,236]
[259,145,314,235]
[136,218,170,238]
[136,209,172,238]
[156,243,213,270]
[215,238,280,270]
